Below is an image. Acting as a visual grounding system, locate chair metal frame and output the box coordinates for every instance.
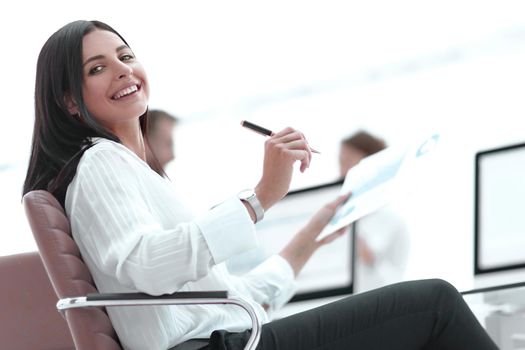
[57,292,261,350]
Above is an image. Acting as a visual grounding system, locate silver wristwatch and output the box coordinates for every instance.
[238,189,264,223]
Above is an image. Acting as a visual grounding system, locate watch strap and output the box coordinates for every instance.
[238,190,264,223]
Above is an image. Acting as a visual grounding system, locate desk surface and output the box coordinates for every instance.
[462,281,525,296]
[461,282,525,350]
[462,281,525,314]
[462,281,525,310]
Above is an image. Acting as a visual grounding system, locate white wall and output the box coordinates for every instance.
[2,0,525,292]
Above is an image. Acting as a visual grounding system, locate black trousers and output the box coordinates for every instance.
[206,279,498,350]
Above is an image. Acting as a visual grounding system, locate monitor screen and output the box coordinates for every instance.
[227,180,354,301]
[475,142,525,278]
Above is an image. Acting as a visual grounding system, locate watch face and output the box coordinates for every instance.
[238,189,254,200]
[238,189,264,223]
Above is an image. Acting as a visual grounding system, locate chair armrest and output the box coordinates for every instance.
[87,290,229,300]
[56,291,261,350]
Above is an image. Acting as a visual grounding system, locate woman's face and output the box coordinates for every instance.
[81,29,149,133]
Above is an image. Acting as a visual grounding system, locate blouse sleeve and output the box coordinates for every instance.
[226,255,297,312]
[66,147,258,295]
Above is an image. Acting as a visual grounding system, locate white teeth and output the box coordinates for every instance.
[113,85,138,100]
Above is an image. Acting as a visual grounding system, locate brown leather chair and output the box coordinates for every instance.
[0,251,74,350]
[23,190,261,350]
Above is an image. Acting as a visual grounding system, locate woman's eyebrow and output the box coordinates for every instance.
[83,45,130,67]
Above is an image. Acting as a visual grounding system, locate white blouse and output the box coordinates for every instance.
[65,138,296,350]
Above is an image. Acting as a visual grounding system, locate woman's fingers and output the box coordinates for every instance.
[256,126,315,210]
[272,128,311,151]
[313,193,352,244]
[324,192,351,212]
[270,126,296,138]
[286,149,310,172]
[270,128,313,171]
[317,227,348,245]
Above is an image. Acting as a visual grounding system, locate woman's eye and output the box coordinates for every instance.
[89,65,103,75]
[120,54,134,62]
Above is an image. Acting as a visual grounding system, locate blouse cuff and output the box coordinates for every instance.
[250,254,297,310]
[195,197,258,264]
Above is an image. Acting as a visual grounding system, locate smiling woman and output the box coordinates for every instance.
[76,30,149,140]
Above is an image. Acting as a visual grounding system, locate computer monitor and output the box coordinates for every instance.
[474,141,525,289]
[227,180,355,302]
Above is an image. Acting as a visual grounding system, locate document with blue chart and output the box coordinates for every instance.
[318,133,440,240]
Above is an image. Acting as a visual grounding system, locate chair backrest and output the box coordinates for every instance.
[0,251,74,350]
[23,190,122,350]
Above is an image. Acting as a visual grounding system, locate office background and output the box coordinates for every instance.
[2,0,525,292]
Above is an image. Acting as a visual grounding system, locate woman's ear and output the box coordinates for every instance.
[64,92,79,115]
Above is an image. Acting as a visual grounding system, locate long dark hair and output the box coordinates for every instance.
[23,20,148,207]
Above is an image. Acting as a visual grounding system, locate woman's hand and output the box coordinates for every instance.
[279,193,351,277]
[255,127,313,211]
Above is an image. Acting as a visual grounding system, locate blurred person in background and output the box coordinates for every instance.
[339,130,410,292]
[146,109,178,175]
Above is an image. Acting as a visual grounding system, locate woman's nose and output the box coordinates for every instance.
[116,61,133,79]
